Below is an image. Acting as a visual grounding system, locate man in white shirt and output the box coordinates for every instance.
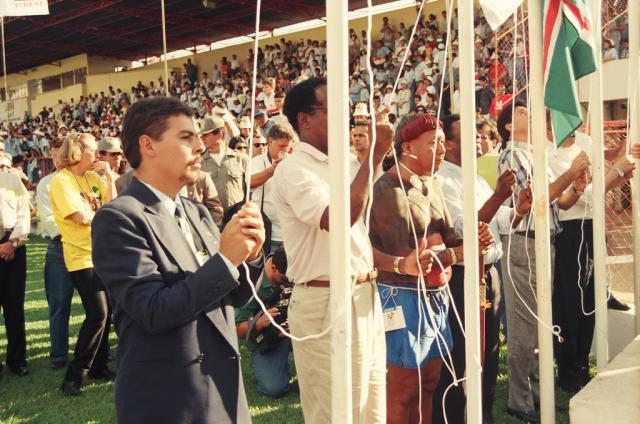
[0,141,31,377]
[37,138,75,369]
[434,114,532,424]
[547,130,635,393]
[273,77,396,423]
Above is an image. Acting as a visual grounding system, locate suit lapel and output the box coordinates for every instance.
[129,178,199,273]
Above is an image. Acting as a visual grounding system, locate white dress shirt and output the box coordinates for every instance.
[138,179,239,279]
[250,153,283,242]
[438,160,512,265]
[273,142,374,283]
[0,171,30,242]
[36,171,60,239]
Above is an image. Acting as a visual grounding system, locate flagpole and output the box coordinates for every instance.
[527,1,555,423]
[629,0,640,336]
[458,1,482,423]
[160,0,170,97]
[326,0,353,422]
[1,16,8,104]
[590,0,610,370]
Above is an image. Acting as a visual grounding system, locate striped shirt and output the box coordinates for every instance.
[498,140,561,236]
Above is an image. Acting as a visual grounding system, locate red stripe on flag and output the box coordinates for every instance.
[543,0,562,76]
[562,0,589,31]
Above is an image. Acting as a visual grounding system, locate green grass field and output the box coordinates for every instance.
[0,237,573,423]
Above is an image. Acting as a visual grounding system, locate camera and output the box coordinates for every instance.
[252,279,293,354]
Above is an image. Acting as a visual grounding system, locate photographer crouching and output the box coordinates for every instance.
[235,246,294,398]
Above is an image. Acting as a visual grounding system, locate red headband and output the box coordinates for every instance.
[399,114,442,144]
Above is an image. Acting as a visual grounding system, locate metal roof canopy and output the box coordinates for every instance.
[4,0,395,76]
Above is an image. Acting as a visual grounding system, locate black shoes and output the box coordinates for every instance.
[607,294,630,311]
[506,407,541,423]
[89,367,117,382]
[9,366,28,377]
[61,379,82,396]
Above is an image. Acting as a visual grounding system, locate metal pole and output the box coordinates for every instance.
[591,0,610,369]
[446,0,456,111]
[527,1,555,422]
[160,0,170,97]
[628,0,640,336]
[1,17,8,103]
[326,0,353,422]
[458,1,481,423]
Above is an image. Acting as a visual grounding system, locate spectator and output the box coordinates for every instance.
[0,141,30,378]
[186,170,224,228]
[255,110,275,139]
[37,138,75,370]
[96,137,124,177]
[50,133,116,395]
[235,246,293,398]
[603,38,619,62]
[477,76,495,116]
[199,116,248,215]
[249,124,295,254]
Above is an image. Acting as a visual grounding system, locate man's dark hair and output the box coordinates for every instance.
[283,77,326,134]
[228,137,244,150]
[442,114,460,141]
[121,97,193,168]
[271,245,288,275]
[497,98,527,146]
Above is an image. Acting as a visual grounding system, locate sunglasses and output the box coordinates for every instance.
[254,142,267,147]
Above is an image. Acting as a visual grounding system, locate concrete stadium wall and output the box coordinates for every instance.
[5,54,89,87]
[31,83,86,115]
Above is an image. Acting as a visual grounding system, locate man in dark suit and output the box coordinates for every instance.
[92,97,265,424]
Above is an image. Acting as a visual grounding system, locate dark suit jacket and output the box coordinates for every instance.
[92,177,260,424]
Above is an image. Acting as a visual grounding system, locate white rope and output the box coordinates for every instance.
[244,0,262,203]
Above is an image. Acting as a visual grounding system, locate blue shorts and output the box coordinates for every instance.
[377,282,453,368]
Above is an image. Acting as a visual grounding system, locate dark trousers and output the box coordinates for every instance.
[553,220,595,387]
[65,268,111,382]
[44,238,74,364]
[0,245,27,368]
[432,265,502,424]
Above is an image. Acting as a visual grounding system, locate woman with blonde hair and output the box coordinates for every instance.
[50,132,116,396]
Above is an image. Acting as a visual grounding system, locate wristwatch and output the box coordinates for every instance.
[613,165,625,178]
[10,239,18,248]
[571,185,584,196]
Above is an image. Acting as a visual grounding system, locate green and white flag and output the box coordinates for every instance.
[543,0,597,146]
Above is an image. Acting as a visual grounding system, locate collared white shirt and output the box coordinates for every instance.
[138,178,239,278]
[0,171,30,241]
[273,142,374,283]
[438,160,511,265]
[250,153,283,242]
[547,140,593,221]
[36,171,60,239]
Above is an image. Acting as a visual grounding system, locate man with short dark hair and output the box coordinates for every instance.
[476,76,494,116]
[496,101,589,422]
[274,77,398,422]
[92,96,265,423]
[97,137,124,177]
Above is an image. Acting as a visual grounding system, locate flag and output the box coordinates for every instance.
[479,0,524,31]
[0,0,49,17]
[543,0,596,146]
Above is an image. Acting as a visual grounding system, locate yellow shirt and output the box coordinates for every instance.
[50,168,106,272]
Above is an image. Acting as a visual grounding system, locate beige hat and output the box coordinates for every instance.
[199,116,225,135]
[239,117,252,129]
[0,156,11,167]
[97,137,122,153]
